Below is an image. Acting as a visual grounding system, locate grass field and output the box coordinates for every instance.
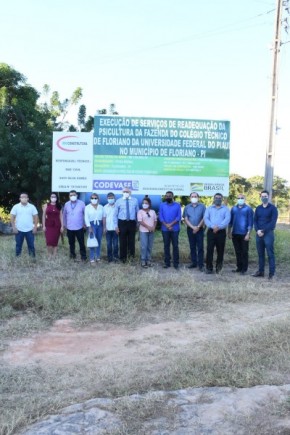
[1,225,290,434]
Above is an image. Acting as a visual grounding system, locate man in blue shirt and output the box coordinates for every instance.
[114,187,139,263]
[204,193,231,274]
[159,191,182,269]
[252,190,278,280]
[228,194,254,275]
[183,192,206,271]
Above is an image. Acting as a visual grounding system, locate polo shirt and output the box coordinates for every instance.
[10,203,38,232]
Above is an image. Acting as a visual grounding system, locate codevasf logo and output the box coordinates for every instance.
[56,135,79,152]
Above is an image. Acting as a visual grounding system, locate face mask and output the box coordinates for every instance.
[50,197,57,203]
[70,195,77,202]
[108,198,115,204]
[191,198,198,204]
[123,193,130,199]
[261,197,268,204]
[142,203,149,209]
[91,199,98,205]
[165,197,173,203]
[237,199,245,206]
[214,198,222,206]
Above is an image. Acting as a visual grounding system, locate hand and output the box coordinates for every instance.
[257,230,264,237]
[244,233,250,241]
[12,227,18,234]
[213,226,219,233]
[192,226,199,234]
[115,227,120,234]
[60,226,64,234]
[43,226,46,232]
[228,232,232,240]
[32,227,37,234]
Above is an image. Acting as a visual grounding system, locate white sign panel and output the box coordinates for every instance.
[52,132,92,192]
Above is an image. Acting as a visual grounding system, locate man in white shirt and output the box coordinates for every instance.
[103,192,119,262]
[10,192,38,257]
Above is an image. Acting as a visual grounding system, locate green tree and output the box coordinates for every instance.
[0,63,52,211]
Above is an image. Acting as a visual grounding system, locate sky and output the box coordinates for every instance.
[1,0,290,182]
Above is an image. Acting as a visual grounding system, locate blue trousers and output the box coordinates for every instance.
[106,230,119,261]
[89,221,103,261]
[187,228,204,268]
[162,230,179,267]
[15,230,35,257]
[140,231,154,262]
[256,231,275,275]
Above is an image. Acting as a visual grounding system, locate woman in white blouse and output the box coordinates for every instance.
[85,193,105,264]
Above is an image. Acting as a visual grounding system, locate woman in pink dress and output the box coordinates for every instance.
[42,193,63,256]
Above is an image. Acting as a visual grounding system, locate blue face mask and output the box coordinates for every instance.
[108,198,115,204]
[237,199,245,206]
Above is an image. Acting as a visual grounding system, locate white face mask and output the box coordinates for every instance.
[123,192,130,199]
[70,195,77,202]
[91,199,98,205]
[142,203,149,209]
[191,197,198,204]
[50,197,57,203]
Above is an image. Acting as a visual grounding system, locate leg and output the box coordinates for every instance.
[15,231,25,257]
[187,228,196,266]
[147,232,154,262]
[67,229,76,259]
[256,235,265,273]
[171,231,179,268]
[94,223,103,259]
[215,230,226,272]
[139,232,148,262]
[206,230,215,271]
[127,220,136,258]
[118,220,128,262]
[264,231,275,276]
[196,229,204,269]
[75,228,87,260]
[240,236,249,272]
[162,231,171,266]
[232,234,243,271]
[106,231,113,261]
[112,231,119,260]
[24,231,35,257]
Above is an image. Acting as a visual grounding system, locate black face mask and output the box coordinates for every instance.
[165,197,173,203]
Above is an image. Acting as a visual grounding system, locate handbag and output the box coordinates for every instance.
[87,233,99,248]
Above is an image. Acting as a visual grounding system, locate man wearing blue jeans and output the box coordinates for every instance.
[252,190,278,280]
[159,191,182,270]
[10,192,38,257]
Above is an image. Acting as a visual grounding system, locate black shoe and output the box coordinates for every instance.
[216,268,223,275]
[187,264,197,269]
[174,265,179,270]
[205,269,213,274]
[232,269,242,273]
[163,264,170,269]
[268,274,274,280]
[252,271,264,277]
[199,267,205,272]
[240,271,246,276]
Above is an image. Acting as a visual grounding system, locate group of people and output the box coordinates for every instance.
[9,188,278,278]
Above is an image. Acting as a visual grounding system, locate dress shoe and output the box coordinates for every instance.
[268,274,274,280]
[251,271,264,277]
[199,267,205,272]
[205,269,213,274]
[163,264,170,269]
[232,269,242,273]
[187,264,197,269]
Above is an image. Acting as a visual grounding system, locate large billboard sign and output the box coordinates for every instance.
[52,133,93,192]
[93,116,230,196]
[52,116,230,196]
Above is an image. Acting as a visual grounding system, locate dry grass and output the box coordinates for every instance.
[1,226,290,434]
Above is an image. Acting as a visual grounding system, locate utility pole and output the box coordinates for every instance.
[264,0,283,198]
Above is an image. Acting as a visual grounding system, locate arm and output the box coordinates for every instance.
[63,204,67,229]
[263,205,278,233]
[10,214,18,234]
[42,204,47,231]
[203,207,211,228]
[32,214,38,234]
[59,209,64,233]
[218,207,231,230]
